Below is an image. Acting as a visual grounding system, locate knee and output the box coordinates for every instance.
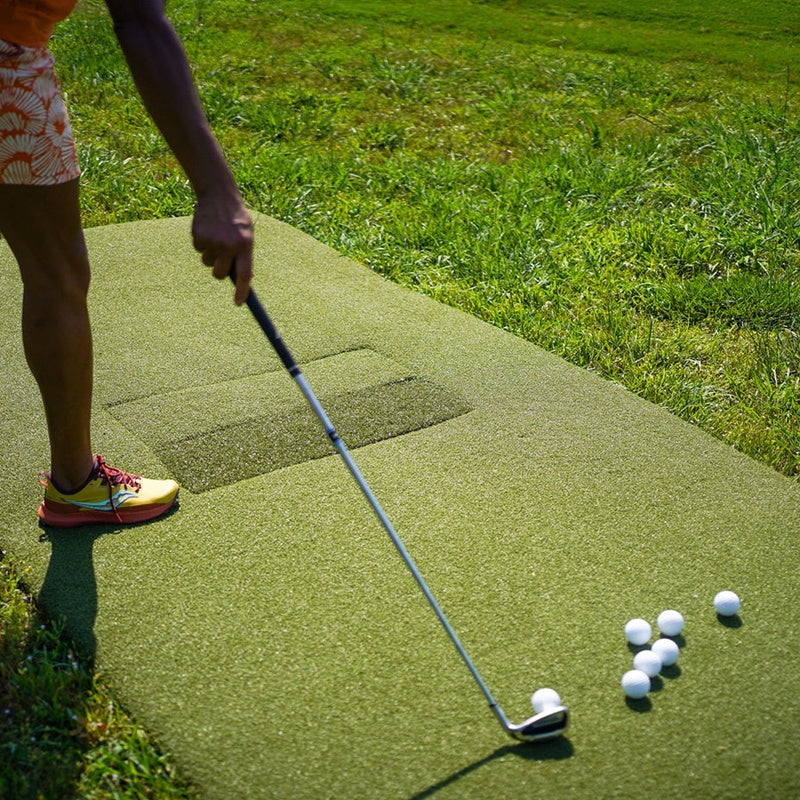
[19,234,91,304]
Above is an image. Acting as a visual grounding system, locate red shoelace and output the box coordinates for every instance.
[94,455,142,493]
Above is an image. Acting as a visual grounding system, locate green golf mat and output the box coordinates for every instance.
[1,215,798,799]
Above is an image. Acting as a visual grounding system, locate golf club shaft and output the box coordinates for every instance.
[238,282,510,729]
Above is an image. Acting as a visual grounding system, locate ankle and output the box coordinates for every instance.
[50,456,96,494]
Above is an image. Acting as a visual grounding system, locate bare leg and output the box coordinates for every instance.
[0,178,94,491]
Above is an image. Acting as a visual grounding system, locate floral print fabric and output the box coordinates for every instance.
[0,38,80,185]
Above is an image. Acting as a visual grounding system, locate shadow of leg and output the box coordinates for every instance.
[37,527,104,662]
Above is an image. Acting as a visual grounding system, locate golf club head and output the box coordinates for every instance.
[506,705,569,742]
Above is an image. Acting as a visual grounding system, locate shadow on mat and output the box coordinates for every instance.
[37,527,105,662]
[408,737,574,799]
[37,502,180,661]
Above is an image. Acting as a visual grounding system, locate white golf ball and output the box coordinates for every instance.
[714,590,741,616]
[530,688,562,713]
[621,669,651,699]
[632,649,662,678]
[657,609,684,637]
[624,618,652,646]
[651,637,680,666]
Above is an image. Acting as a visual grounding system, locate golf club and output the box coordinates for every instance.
[233,273,568,742]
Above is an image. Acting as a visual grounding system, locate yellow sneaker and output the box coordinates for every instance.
[38,455,179,528]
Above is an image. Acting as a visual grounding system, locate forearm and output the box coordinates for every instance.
[105,0,253,305]
[109,5,237,200]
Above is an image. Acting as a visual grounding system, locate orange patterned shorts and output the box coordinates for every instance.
[0,38,80,185]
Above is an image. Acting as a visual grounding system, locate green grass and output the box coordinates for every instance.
[2,0,798,794]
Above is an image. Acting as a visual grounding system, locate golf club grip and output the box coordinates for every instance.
[230,272,298,374]
[245,290,298,374]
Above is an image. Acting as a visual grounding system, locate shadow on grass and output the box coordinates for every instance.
[0,506,185,800]
[1,523,112,799]
[408,737,574,799]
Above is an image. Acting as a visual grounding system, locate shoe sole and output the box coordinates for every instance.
[38,494,178,528]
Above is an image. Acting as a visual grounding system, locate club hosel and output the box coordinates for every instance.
[489,702,511,730]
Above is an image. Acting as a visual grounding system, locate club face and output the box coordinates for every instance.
[507,706,569,742]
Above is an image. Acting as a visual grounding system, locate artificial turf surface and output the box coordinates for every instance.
[1,215,799,799]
